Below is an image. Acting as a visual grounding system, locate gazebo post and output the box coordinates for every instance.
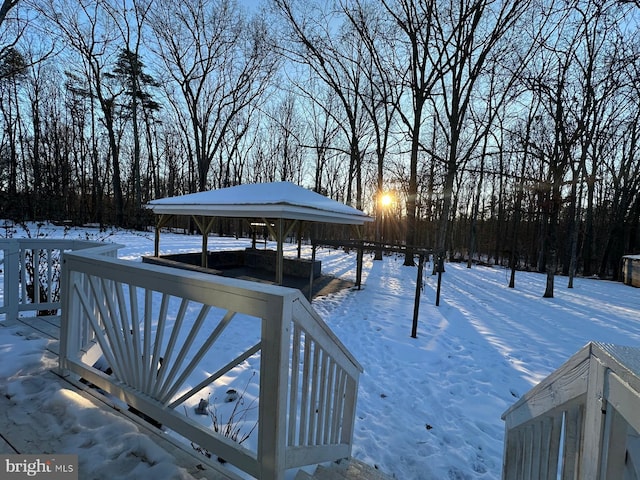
[277,219,284,285]
[154,214,174,257]
[263,218,283,285]
[264,218,299,286]
[308,223,318,300]
[296,222,303,259]
[309,243,317,301]
[154,224,160,257]
[192,216,216,268]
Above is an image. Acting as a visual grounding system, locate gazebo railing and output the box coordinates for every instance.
[59,246,362,480]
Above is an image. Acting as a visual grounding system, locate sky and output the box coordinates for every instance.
[2,223,640,479]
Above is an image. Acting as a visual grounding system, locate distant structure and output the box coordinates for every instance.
[622,254,640,287]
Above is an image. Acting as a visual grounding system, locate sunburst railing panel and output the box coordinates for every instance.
[58,246,361,480]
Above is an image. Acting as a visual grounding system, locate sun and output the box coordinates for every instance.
[380,193,393,208]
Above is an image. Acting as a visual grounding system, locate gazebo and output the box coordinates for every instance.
[145,182,373,287]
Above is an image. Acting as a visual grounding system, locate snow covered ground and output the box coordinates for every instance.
[2,223,640,479]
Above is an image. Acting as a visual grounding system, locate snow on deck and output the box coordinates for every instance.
[0,317,238,480]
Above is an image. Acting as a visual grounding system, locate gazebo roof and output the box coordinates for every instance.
[146,181,373,225]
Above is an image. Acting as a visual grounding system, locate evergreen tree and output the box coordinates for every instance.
[107,48,160,227]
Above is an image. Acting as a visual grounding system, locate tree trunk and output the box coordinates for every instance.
[104,104,124,226]
[403,100,423,267]
[467,139,487,268]
[543,183,561,298]
[509,146,528,288]
[567,173,582,288]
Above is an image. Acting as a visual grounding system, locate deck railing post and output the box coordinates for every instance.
[340,375,359,447]
[579,355,607,479]
[258,297,292,480]
[2,240,19,321]
[59,255,88,377]
[58,254,73,374]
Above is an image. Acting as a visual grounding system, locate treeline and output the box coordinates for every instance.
[0,0,639,293]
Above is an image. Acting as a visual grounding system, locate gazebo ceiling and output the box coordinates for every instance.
[145,181,373,225]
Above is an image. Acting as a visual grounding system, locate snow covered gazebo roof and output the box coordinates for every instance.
[146,181,372,225]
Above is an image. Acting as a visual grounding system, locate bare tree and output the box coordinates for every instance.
[272,0,370,208]
[150,0,277,192]
[377,0,440,264]
[574,0,639,278]
[514,0,635,296]
[426,0,534,270]
[343,0,402,258]
[523,8,586,297]
[597,59,640,279]
[565,0,630,284]
[303,84,340,194]
[506,96,543,288]
[38,0,128,224]
[0,1,41,218]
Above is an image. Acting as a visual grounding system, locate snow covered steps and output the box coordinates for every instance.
[295,458,394,480]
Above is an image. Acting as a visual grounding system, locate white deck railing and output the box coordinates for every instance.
[502,342,640,479]
[59,245,362,480]
[0,238,119,320]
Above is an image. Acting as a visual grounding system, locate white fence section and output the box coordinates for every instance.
[0,239,118,320]
[59,246,362,480]
[502,342,640,479]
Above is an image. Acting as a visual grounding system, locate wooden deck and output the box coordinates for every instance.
[3,314,61,353]
[0,315,239,480]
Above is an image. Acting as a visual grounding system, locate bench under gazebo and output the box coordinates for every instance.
[144,181,373,298]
